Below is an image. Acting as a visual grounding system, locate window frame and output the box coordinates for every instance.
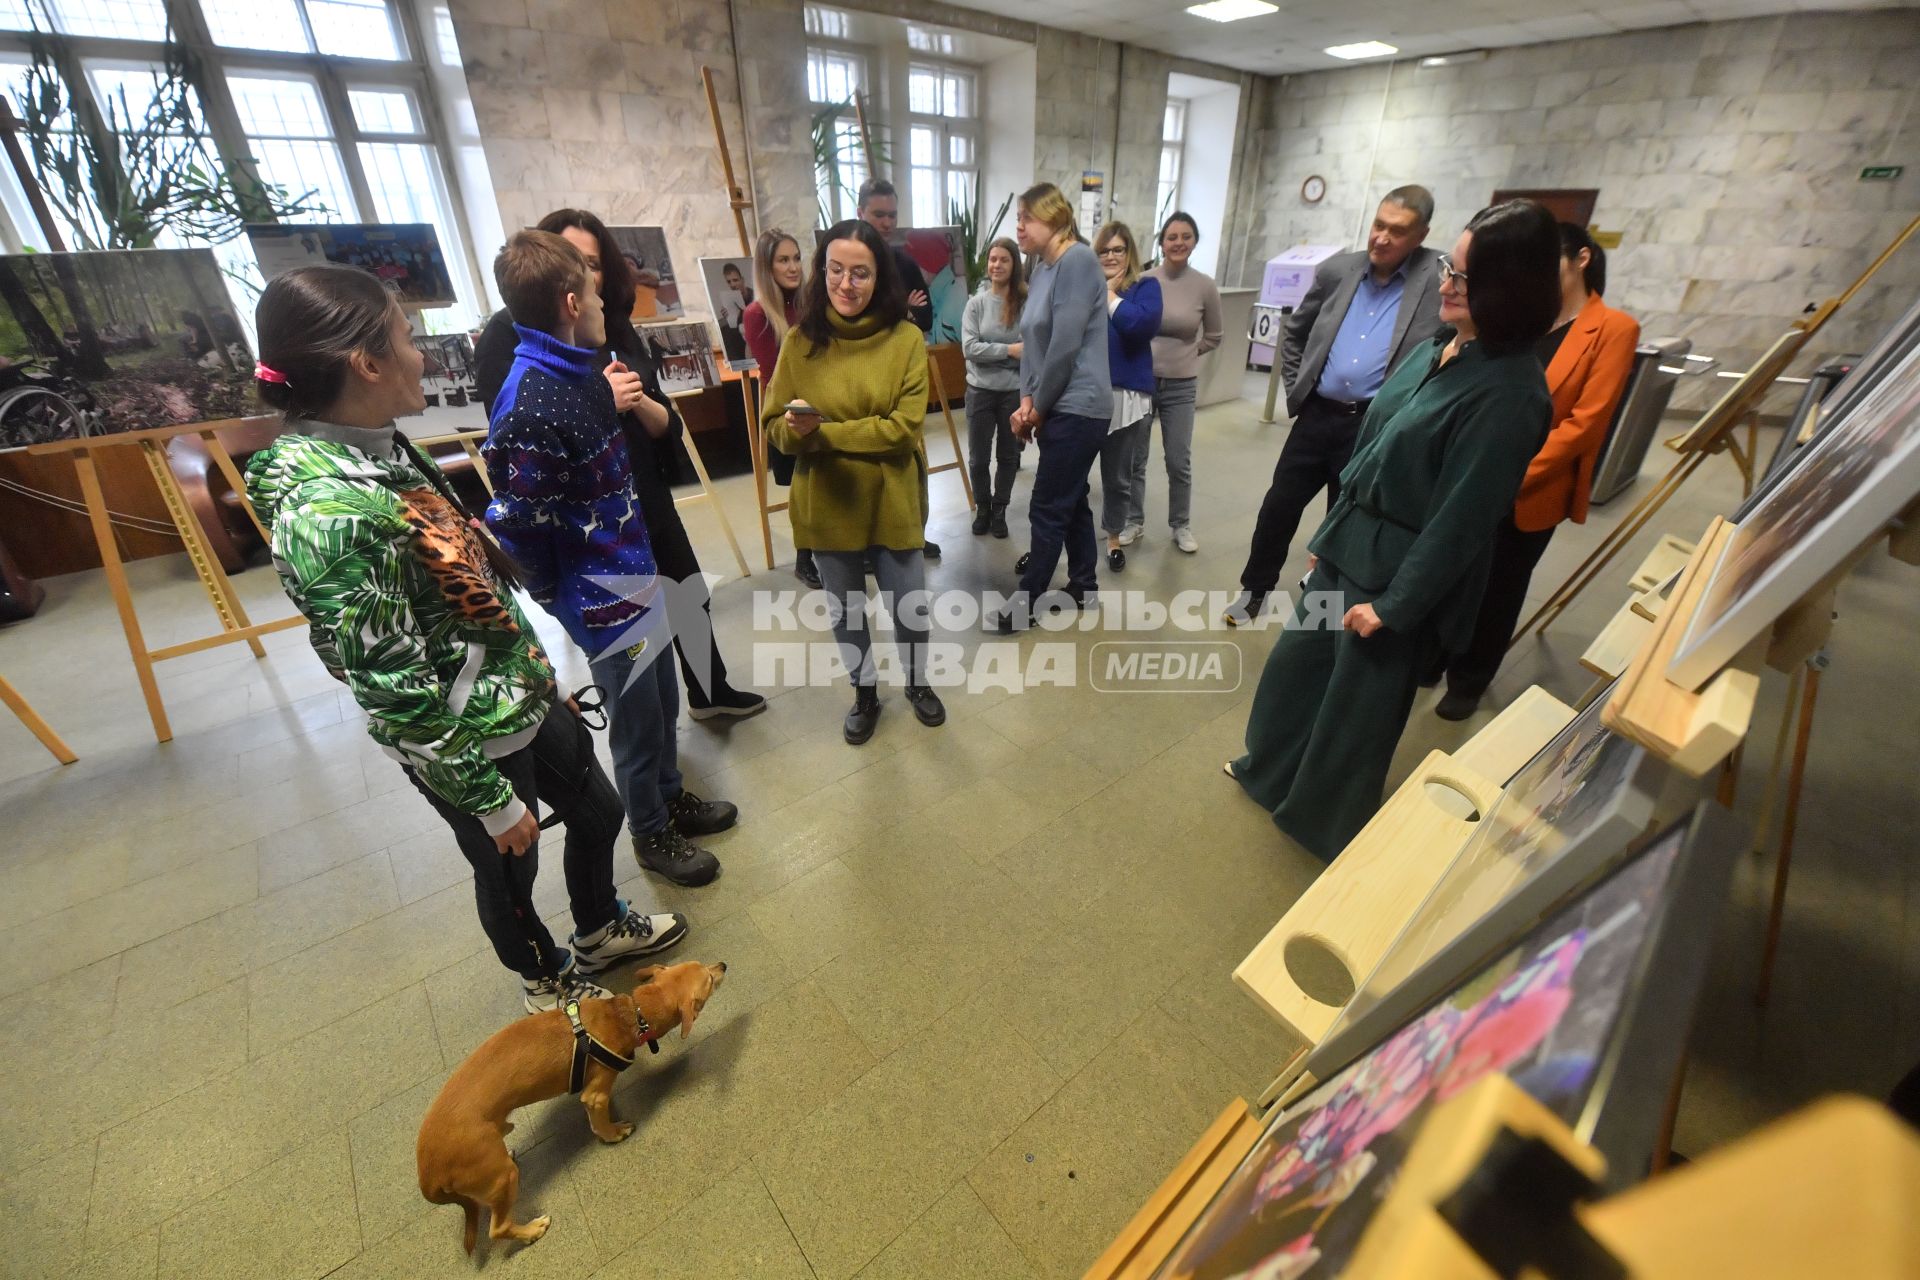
[1159,95,1188,224]
[904,57,976,229]
[0,0,488,327]
[805,40,871,225]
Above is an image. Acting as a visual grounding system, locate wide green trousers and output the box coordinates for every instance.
[1232,561,1437,861]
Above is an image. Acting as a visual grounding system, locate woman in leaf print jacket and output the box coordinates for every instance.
[245,265,684,1016]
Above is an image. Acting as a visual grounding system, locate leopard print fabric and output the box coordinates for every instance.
[400,487,519,633]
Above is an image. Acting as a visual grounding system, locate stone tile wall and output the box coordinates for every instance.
[1243,10,1920,408]
[448,0,816,326]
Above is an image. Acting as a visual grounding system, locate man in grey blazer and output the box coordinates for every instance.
[1229,186,1444,621]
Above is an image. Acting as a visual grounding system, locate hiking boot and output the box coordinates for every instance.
[844,686,881,744]
[572,900,689,974]
[635,825,722,886]
[990,503,1009,538]
[668,789,738,837]
[904,684,946,727]
[522,957,612,1015]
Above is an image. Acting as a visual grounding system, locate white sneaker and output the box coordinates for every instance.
[1173,526,1199,554]
[1116,522,1143,547]
[522,957,613,1015]
[571,900,689,975]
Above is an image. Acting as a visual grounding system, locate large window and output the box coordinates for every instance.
[805,45,869,225]
[0,0,486,328]
[1159,97,1187,224]
[906,60,975,228]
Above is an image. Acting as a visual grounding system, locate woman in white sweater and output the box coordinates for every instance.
[961,238,1026,537]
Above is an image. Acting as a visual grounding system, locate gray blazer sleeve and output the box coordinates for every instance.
[1280,260,1336,395]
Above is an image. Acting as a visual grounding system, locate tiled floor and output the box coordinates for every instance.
[2,381,1915,1279]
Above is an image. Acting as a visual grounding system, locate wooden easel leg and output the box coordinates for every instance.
[1756,660,1822,1008]
[927,356,974,509]
[680,428,751,580]
[1651,1052,1689,1174]
[1715,739,1742,808]
[0,673,77,764]
[201,430,271,543]
[1748,666,1805,856]
[1513,451,1702,643]
[460,437,495,495]
[142,441,268,658]
[743,376,776,571]
[72,453,172,742]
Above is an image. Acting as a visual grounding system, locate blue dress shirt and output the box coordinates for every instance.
[1316,266,1408,404]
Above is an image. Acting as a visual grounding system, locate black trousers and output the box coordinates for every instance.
[644,503,738,707]
[1441,516,1557,698]
[1239,393,1370,594]
[404,703,624,981]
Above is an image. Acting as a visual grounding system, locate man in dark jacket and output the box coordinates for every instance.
[475,306,765,722]
[859,177,942,559]
[1227,185,1444,623]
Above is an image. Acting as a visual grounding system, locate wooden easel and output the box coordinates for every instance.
[664,388,752,580]
[0,672,75,764]
[411,426,493,495]
[27,419,306,743]
[1515,212,1920,644]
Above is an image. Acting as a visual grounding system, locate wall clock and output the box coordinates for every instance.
[1302,174,1327,203]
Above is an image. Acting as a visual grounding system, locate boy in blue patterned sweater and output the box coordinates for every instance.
[484,229,735,887]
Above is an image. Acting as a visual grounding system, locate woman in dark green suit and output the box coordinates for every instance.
[1228,201,1561,861]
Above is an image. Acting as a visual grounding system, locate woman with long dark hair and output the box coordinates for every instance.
[962,236,1027,538]
[990,182,1112,631]
[1430,223,1641,719]
[246,265,687,1013]
[760,219,944,744]
[742,228,818,586]
[1227,201,1561,861]
[474,208,764,721]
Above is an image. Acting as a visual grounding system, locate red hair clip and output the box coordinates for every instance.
[254,362,288,384]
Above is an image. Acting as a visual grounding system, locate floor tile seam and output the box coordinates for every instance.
[3,828,267,941]
[960,1165,1049,1280]
[752,1160,825,1280]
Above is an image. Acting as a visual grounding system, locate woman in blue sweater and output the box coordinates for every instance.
[1094,222,1162,573]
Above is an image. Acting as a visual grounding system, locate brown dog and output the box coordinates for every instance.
[416,960,727,1252]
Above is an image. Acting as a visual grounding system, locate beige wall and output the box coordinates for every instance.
[447,0,815,325]
[1242,9,1920,408]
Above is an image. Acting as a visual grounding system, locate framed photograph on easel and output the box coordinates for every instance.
[1152,806,1739,1280]
[1668,331,1920,689]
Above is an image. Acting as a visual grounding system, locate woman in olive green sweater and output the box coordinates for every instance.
[1228,201,1561,861]
[763,219,944,745]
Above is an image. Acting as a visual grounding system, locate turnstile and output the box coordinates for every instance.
[1589,336,1694,506]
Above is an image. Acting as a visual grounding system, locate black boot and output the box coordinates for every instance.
[904,683,946,727]
[844,686,881,744]
[795,550,821,589]
[990,503,1009,538]
[972,505,991,535]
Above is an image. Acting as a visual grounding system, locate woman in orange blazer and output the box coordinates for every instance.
[1434,224,1640,719]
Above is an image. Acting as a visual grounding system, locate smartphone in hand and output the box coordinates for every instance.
[783,400,821,417]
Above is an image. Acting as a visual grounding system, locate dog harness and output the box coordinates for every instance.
[563,997,659,1095]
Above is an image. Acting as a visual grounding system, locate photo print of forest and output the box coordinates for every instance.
[0,248,253,451]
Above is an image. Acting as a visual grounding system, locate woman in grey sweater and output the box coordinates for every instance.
[961,238,1026,537]
[991,183,1112,632]
[1126,211,1223,554]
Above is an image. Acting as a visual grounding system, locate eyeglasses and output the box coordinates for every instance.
[1438,255,1468,288]
[825,263,874,284]
[1096,245,1126,257]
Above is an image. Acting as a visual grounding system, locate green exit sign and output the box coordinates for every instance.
[1860,165,1904,181]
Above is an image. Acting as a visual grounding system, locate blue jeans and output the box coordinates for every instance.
[1128,375,1197,530]
[1020,410,1109,597]
[587,636,684,837]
